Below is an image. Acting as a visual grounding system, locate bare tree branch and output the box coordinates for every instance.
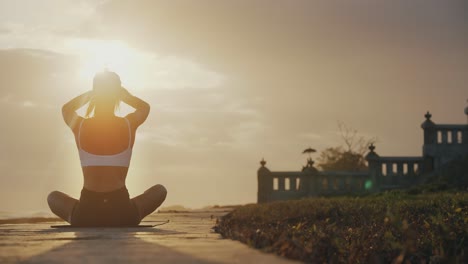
[317,121,377,171]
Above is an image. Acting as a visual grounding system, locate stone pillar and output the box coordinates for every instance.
[421,112,436,145]
[291,177,297,191]
[453,130,459,144]
[303,160,318,197]
[365,144,381,192]
[441,130,448,144]
[396,162,404,186]
[386,162,392,176]
[257,159,272,203]
[407,162,414,175]
[278,176,285,191]
[397,163,403,176]
[421,112,436,172]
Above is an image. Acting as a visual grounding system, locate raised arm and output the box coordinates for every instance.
[121,87,150,128]
[62,91,93,132]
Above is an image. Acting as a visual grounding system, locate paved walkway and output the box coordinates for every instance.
[0,209,297,263]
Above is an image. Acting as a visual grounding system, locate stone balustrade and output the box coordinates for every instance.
[434,125,467,145]
[367,156,424,190]
[258,110,468,203]
[258,166,372,203]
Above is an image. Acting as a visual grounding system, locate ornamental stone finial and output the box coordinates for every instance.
[421,111,435,129]
[425,111,432,120]
[260,158,266,167]
[365,143,380,160]
[369,143,376,152]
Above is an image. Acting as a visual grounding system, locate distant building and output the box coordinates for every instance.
[258,109,468,203]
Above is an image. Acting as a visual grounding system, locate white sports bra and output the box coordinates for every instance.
[78,118,133,167]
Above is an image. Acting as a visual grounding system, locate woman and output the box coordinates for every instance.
[47,71,167,226]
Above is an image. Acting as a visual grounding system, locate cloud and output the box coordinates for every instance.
[0,49,79,105]
[93,0,468,77]
[62,38,226,91]
[89,1,468,144]
[139,98,264,150]
[0,1,106,31]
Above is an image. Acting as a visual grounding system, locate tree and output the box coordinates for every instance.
[317,122,376,171]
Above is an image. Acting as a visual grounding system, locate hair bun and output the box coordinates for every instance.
[93,70,121,93]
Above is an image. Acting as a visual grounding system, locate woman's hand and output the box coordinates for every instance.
[120,87,132,101]
[62,90,94,131]
[120,87,151,128]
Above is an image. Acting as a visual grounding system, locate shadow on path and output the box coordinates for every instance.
[21,227,219,264]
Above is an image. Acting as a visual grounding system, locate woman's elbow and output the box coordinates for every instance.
[142,102,150,115]
[61,105,75,122]
[61,105,69,117]
[62,103,72,114]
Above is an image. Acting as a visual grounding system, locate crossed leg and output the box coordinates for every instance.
[47,184,167,224]
[131,184,167,220]
[47,191,78,223]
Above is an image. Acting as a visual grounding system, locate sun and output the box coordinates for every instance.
[72,39,135,81]
[64,38,225,92]
[66,39,154,90]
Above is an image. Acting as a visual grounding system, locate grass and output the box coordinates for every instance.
[215,191,468,263]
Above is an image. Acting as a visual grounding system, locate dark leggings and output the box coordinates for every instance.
[71,187,140,227]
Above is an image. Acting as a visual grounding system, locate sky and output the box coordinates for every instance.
[0,0,467,212]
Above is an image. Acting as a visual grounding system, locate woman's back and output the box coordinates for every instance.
[77,117,134,155]
[77,116,134,192]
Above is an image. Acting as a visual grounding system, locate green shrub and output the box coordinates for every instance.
[215,192,468,263]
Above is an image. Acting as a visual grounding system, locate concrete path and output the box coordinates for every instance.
[0,209,297,263]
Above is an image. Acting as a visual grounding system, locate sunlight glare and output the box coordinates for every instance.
[69,39,155,89]
[65,38,225,92]
[72,40,136,80]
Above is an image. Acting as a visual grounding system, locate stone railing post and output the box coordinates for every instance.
[257,159,272,203]
[421,112,436,144]
[365,143,381,192]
